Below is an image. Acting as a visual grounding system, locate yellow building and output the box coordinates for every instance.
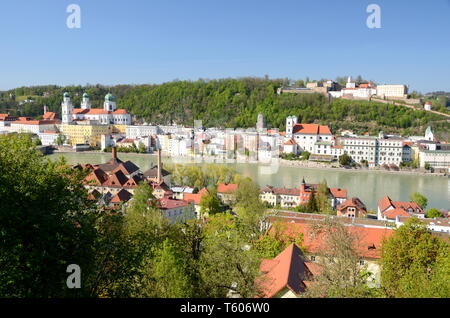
[61,123,112,146]
[112,124,127,134]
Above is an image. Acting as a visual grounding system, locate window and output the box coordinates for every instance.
[310,255,316,262]
[359,260,365,266]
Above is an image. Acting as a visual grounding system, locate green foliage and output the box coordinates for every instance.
[425,208,443,219]
[199,187,223,217]
[198,213,262,297]
[234,177,266,235]
[2,79,449,140]
[305,191,319,213]
[167,164,238,189]
[380,218,450,298]
[339,153,353,166]
[255,222,305,259]
[410,192,428,209]
[0,133,98,297]
[300,151,311,160]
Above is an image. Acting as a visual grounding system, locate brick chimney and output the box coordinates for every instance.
[157,148,162,184]
[112,146,117,159]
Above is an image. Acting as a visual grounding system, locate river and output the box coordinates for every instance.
[47,152,450,211]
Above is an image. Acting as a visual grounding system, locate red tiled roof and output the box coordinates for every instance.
[392,201,423,213]
[73,108,129,115]
[183,188,208,205]
[217,183,238,193]
[269,221,393,259]
[157,198,190,210]
[111,189,132,203]
[337,197,366,211]
[284,139,297,145]
[84,168,109,186]
[292,124,332,135]
[257,244,312,298]
[103,170,129,187]
[378,195,393,213]
[383,208,411,220]
[330,188,347,199]
[112,109,129,114]
[43,112,56,120]
[11,120,58,125]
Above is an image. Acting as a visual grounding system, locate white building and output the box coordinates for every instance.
[337,133,408,167]
[9,120,58,134]
[376,85,408,99]
[285,116,333,154]
[62,92,131,125]
[419,149,450,169]
[38,131,59,146]
[424,101,432,111]
[126,125,159,139]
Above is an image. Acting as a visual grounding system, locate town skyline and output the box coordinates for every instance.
[1,1,450,92]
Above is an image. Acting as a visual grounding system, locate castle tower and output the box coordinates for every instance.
[286,115,298,138]
[256,113,265,132]
[103,93,117,112]
[81,92,91,109]
[61,92,73,124]
[346,76,356,89]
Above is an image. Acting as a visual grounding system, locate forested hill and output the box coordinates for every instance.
[1,78,449,140]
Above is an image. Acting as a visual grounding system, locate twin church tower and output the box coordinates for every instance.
[61,92,130,125]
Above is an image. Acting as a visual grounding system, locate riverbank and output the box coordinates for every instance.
[50,149,447,178]
[47,151,450,210]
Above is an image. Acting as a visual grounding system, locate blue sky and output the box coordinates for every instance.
[0,0,449,92]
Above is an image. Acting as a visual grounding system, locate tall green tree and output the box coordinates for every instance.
[0,133,98,297]
[410,192,428,210]
[380,218,450,298]
[199,187,222,217]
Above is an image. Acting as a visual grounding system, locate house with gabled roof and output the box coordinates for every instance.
[377,195,425,221]
[337,197,367,218]
[257,244,315,298]
[259,178,347,210]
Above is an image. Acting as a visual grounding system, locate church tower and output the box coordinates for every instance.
[81,92,91,109]
[286,115,298,138]
[103,93,117,112]
[61,92,73,124]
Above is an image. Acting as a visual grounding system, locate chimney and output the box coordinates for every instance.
[43,105,48,115]
[157,148,162,184]
[112,146,117,159]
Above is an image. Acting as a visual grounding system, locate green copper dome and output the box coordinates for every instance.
[83,93,89,98]
[63,92,71,98]
[105,93,115,102]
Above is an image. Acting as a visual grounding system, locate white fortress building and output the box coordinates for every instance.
[61,92,131,125]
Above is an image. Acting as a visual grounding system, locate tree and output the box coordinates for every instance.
[234,177,266,235]
[300,151,310,160]
[149,239,196,298]
[199,187,222,217]
[302,217,375,298]
[410,192,428,210]
[56,133,66,146]
[305,191,318,213]
[380,218,450,298]
[339,153,353,166]
[425,208,443,219]
[198,213,262,297]
[0,133,98,297]
[255,221,305,259]
[316,179,332,214]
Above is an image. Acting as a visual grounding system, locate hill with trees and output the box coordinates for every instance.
[1,78,449,140]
